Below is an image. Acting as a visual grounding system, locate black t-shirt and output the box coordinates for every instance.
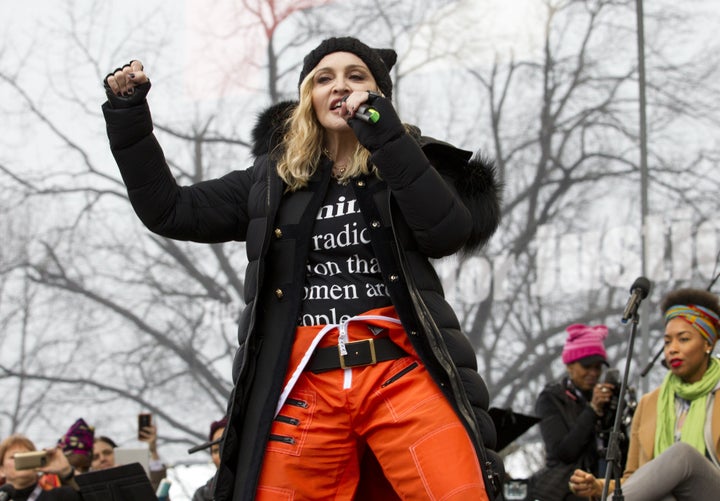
[298,179,391,326]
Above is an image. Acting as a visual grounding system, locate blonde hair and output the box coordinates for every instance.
[276,70,373,191]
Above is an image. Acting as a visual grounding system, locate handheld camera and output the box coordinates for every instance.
[13,450,48,470]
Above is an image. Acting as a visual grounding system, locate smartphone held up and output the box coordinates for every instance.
[138,413,152,440]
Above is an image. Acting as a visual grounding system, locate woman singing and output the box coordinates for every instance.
[102,37,502,500]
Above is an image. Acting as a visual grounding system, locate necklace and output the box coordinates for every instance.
[332,163,347,178]
[323,148,350,180]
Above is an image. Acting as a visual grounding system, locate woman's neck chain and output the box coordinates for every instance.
[332,162,347,178]
[324,148,350,181]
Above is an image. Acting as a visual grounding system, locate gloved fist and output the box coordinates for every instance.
[103,60,151,109]
[347,92,405,152]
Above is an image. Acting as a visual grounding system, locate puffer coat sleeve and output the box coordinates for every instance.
[102,101,252,244]
[369,132,472,258]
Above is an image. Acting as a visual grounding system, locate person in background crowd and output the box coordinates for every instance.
[101,35,502,501]
[138,420,167,490]
[192,416,227,501]
[0,434,79,500]
[57,419,94,475]
[38,418,95,491]
[90,435,117,472]
[91,422,167,491]
[529,324,618,500]
[571,288,720,500]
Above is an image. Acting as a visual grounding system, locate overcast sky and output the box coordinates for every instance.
[2,0,720,495]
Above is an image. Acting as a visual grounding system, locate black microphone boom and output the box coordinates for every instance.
[640,344,665,377]
[187,436,223,454]
[621,276,651,324]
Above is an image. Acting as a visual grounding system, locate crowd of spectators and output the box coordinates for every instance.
[0,415,227,501]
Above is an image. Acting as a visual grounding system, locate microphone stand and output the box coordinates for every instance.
[601,309,642,500]
[187,436,222,454]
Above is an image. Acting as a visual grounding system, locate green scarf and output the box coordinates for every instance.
[654,357,720,456]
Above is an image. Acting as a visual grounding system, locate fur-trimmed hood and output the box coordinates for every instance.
[250,101,502,253]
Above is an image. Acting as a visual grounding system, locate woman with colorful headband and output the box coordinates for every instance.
[570,287,720,500]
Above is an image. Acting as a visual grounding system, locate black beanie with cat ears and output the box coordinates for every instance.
[298,36,397,98]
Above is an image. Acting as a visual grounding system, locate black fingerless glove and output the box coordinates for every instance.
[104,80,151,109]
[103,63,151,109]
[348,93,405,152]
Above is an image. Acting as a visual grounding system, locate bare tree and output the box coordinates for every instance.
[439,0,720,468]
[0,0,481,454]
[1,1,719,481]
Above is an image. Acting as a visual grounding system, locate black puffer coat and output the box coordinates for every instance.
[531,378,604,501]
[102,99,503,500]
[535,379,603,473]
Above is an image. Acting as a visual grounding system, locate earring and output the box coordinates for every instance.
[707,350,712,355]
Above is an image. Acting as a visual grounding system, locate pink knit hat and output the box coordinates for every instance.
[561,324,609,365]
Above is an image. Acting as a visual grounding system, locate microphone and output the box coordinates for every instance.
[0,484,16,501]
[340,95,380,124]
[355,104,380,124]
[621,276,651,323]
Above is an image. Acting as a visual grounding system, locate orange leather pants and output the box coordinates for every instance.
[256,307,489,501]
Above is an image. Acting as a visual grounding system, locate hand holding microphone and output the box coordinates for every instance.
[341,92,380,123]
[346,91,405,152]
[351,94,381,124]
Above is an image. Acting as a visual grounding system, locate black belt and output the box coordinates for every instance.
[306,338,407,373]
